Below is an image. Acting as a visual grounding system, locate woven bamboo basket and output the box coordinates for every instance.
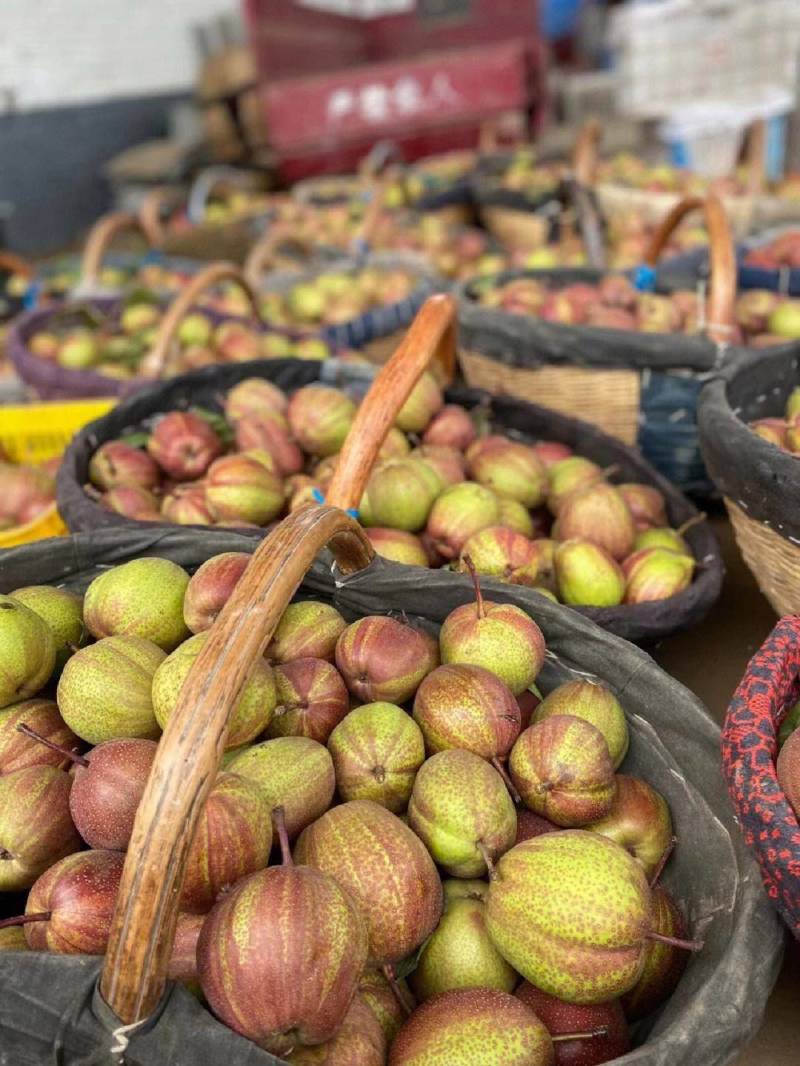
[458,192,736,465]
[725,498,800,617]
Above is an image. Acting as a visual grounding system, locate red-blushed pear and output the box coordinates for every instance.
[360,459,442,533]
[623,547,695,604]
[394,371,444,433]
[234,410,304,476]
[183,552,251,633]
[0,850,125,954]
[621,887,691,1020]
[267,601,347,664]
[515,984,630,1066]
[533,680,629,770]
[422,404,477,450]
[17,723,156,851]
[616,484,667,529]
[287,385,356,457]
[365,528,430,567]
[88,440,160,491]
[204,453,285,526]
[547,458,604,515]
[161,484,215,526]
[168,912,205,983]
[267,658,350,743]
[335,615,439,704]
[439,557,545,696]
[411,445,466,488]
[509,717,617,827]
[533,441,573,468]
[467,437,548,509]
[294,800,442,975]
[777,725,800,818]
[554,484,635,561]
[328,702,425,813]
[198,812,368,1056]
[0,765,82,890]
[459,526,541,587]
[426,482,500,560]
[0,699,79,774]
[146,411,223,480]
[408,750,517,877]
[486,832,703,1004]
[516,690,540,732]
[227,737,335,840]
[359,968,414,1044]
[224,377,288,422]
[286,994,386,1065]
[587,775,673,879]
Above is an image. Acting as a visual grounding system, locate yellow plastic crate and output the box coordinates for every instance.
[0,398,116,547]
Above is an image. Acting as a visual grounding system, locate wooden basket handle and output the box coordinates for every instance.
[742,118,767,197]
[643,193,736,341]
[325,292,457,512]
[0,251,34,278]
[139,186,186,247]
[141,261,263,379]
[572,118,602,187]
[100,505,374,1024]
[80,212,159,287]
[243,224,319,287]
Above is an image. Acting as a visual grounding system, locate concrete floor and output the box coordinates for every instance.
[652,516,799,1064]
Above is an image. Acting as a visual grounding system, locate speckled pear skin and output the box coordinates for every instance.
[621,887,689,1020]
[426,482,500,560]
[412,664,521,760]
[0,766,82,890]
[227,737,335,840]
[407,750,517,877]
[388,987,554,1066]
[152,632,276,749]
[0,595,56,710]
[328,701,425,812]
[57,635,165,744]
[486,831,654,1004]
[0,698,79,774]
[70,737,157,850]
[439,599,545,697]
[267,601,347,664]
[83,557,191,651]
[509,716,617,827]
[198,865,368,1055]
[24,849,125,953]
[183,552,251,634]
[586,775,672,877]
[359,969,413,1044]
[180,771,272,913]
[555,484,635,561]
[9,585,85,675]
[335,616,440,704]
[467,437,548,508]
[286,993,387,1065]
[515,983,631,1066]
[294,799,442,965]
[411,895,517,1001]
[533,681,629,770]
[0,926,28,951]
[268,658,350,743]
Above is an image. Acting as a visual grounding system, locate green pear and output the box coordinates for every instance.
[0,596,56,709]
[10,585,85,675]
[83,558,190,651]
[152,632,276,749]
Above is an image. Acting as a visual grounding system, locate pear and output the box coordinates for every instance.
[286,994,386,1065]
[359,968,412,1044]
[268,658,350,742]
[408,750,516,878]
[443,879,489,904]
[57,635,165,744]
[9,586,85,675]
[515,983,631,1065]
[0,766,82,890]
[82,557,190,651]
[0,699,79,774]
[152,632,275,748]
[335,616,439,704]
[227,737,335,839]
[509,717,616,827]
[533,680,629,770]
[0,596,56,709]
[267,600,347,663]
[295,800,442,966]
[328,702,425,812]
[587,775,673,878]
[621,887,690,1020]
[411,890,517,1001]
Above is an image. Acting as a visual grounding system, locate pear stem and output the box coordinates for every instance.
[647,930,704,952]
[382,963,414,1016]
[491,756,522,805]
[0,911,51,930]
[476,840,497,882]
[601,464,621,480]
[16,723,88,767]
[649,836,677,888]
[462,555,485,619]
[552,1027,609,1043]
[677,513,707,537]
[273,806,292,866]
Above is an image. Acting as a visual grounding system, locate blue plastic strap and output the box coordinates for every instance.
[141,249,165,266]
[311,486,358,520]
[23,279,42,310]
[350,237,371,259]
[632,263,657,292]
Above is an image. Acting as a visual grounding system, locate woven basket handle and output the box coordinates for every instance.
[139,186,185,247]
[0,251,34,278]
[325,292,457,513]
[742,118,767,197]
[573,119,602,187]
[79,213,158,287]
[141,261,263,379]
[100,505,374,1024]
[243,225,319,287]
[642,193,736,342]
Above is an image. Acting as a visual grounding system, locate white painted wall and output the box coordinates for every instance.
[0,0,238,112]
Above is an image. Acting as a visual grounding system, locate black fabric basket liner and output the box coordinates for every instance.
[457,267,723,373]
[0,526,781,1066]
[657,237,800,297]
[698,342,800,538]
[57,359,723,646]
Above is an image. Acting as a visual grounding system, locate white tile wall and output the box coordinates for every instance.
[0,0,238,112]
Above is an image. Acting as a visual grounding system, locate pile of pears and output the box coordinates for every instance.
[88,370,700,610]
[0,545,702,1065]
